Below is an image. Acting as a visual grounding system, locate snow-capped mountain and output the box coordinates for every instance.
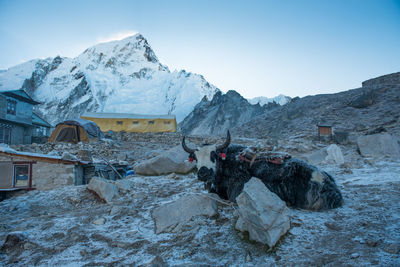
[248,94,291,106]
[0,34,219,125]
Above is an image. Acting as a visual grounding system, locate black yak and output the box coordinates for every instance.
[182,131,343,210]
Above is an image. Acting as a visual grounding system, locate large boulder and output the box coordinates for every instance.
[235,177,290,247]
[87,177,119,203]
[307,144,344,165]
[357,133,400,158]
[151,193,218,234]
[134,145,196,175]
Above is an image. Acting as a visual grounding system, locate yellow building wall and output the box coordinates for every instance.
[80,117,177,133]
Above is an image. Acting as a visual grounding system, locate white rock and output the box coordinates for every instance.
[235,177,290,247]
[307,144,344,165]
[93,218,106,225]
[357,133,400,158]
[151,193,218,234]
[325,144,345,165]
[87,177,119,203]
[134,145,196,175]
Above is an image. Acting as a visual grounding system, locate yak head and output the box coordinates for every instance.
[182,131,231,188]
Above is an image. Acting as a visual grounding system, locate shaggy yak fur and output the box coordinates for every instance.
[183,134,343,210]
[214,145,343,210]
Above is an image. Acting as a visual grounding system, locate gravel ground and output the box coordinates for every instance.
[1,135,399,266]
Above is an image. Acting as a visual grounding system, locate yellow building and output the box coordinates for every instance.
[80,112,177,133]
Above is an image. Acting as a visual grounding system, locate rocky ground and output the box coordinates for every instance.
[1,133,399,266]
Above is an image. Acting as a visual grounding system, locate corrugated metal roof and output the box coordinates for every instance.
[32,112,52,128]
[81,112,176,120]
[0,145,87,165]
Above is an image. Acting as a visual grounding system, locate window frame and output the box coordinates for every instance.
[6,99,17,115]
[13,163,32,188]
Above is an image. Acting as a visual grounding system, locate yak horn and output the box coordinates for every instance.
[216,130,231,150]
[182,136,196,153]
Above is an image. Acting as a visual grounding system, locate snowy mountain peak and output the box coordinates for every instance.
[0,34,218,125]
[78,33,169,74]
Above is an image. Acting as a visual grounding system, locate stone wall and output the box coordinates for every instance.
[32,162,75,190]
[0,156,75,190]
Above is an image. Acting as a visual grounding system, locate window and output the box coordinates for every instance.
[0,125,11,144]
[116,121,123,125]
[7,99,16,115]
[132,120,139,124]
[14,165,29,187]
[148,120,155,124]
[163,121,171,124]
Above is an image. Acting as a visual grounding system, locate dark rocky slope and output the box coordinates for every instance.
[179,90,274,136]
[234,72,400,140]
[180,72,400,143]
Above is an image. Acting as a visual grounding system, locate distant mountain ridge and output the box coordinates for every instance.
[248,94,291,106]
[0,34,219,125]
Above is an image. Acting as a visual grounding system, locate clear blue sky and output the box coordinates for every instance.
[0,0,399,98]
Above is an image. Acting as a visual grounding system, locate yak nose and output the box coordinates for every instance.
[198,166,213,181]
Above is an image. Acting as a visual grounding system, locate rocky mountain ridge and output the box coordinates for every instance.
[181,72,400,142]
[235,72,400,141]
[179,90,273,136]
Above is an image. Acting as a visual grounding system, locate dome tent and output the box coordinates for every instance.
[48,119,104,143]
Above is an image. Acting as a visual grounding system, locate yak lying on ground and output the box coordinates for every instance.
[182,131,343,210]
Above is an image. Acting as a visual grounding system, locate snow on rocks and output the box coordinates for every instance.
[357,133,400,159]
[151,193,218,234]
[134,145,195,175]
[87,176,119,203]
[235,177,290,247]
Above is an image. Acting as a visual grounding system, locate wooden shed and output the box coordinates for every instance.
[317,125,333,139]
[81,112,177,133]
